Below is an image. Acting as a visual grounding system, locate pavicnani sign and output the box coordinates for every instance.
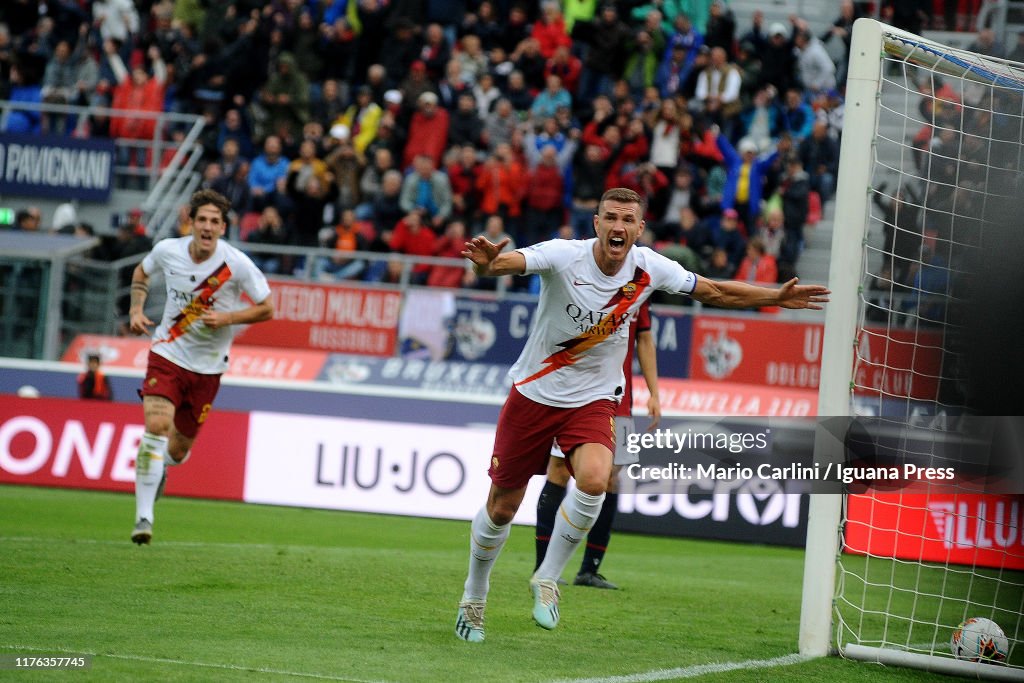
[0,133,115,201]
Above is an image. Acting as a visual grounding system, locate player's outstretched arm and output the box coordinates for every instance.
[461,236,526,277]
[692,277,830,310]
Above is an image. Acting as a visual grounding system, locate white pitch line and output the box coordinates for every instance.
[0,536,319,552]
[0,644,392,683]
[552,653,811,683]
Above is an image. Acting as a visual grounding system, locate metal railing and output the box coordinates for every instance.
[0,99,203,239]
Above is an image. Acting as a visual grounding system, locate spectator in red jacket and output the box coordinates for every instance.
[545,45,582,97]
[389,211,438,284]
[532,1,573,60]
[475,143,526,238]
[428,220,471,288]
[523,145,566,245]
[736,237,780,312]
[403,91,450,169]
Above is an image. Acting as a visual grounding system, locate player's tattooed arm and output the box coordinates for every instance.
[129,264,155,336]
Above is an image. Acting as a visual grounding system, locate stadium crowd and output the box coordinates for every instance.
[0,1,979,302]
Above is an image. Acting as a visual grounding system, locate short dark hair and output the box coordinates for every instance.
[189,189,231,223]
[598,187,646,216]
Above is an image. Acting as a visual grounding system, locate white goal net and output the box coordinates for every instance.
[802,18,1024,680]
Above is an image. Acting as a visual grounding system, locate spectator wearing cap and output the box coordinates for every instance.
[657,41,695,99]
[717,132,778,231]
[400,61,436,114]
[403,92,449,169]
[712,207,747,268]
[793,28,836,96]
[760,22,797,94]
[337,86,382,159]
[572,3,632,102]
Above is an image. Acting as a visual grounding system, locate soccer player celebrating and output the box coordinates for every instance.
[456,188,828,641]
[127,189,274,545]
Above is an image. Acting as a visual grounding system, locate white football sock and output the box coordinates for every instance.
[134,432,168,523]
[462,506,511,602]
[535,489,605,582]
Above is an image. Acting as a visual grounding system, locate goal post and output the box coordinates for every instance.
[799,17,884,660]
[800,18,1024,679]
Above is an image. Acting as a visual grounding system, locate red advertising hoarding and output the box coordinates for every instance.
[62,334,328,381]
[688,317,943,401]
[0,396,247,501]
[845,492,1024,570]
[633,377,817,417]
[234,281,400,356]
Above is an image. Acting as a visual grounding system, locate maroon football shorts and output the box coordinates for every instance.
[488,386,617,489]
[139,352,222,439]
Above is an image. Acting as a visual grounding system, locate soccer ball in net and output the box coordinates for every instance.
[950,618,1009,663]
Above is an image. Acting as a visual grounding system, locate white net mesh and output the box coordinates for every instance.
[835,25,1024,673]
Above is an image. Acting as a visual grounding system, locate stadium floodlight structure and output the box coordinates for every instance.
[800,18,1024,681]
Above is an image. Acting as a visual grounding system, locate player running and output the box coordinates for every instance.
[127,189,273,545]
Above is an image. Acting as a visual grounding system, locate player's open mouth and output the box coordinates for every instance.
[609,237,626,249]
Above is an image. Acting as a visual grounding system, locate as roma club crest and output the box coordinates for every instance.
[621,282,637,300]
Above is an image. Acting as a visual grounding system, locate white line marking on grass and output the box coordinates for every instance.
[0,536,312,551]
[0,644,392,683]
[552,653,811,683]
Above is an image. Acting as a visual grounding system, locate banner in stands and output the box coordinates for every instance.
[243,411,542,524]
[845,492,1024,570]
[0,396,247,500]
[689,317,943,401]
[0,133,115,201]
[319,354,512,398]
[222,281,400,356]
[62,334,328,381]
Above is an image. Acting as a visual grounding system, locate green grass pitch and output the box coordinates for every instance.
[0,484,993,682]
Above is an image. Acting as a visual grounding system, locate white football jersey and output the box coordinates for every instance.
[142,237,271,374]
[512,238,697,407]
